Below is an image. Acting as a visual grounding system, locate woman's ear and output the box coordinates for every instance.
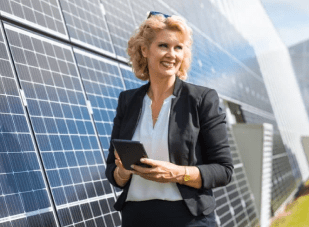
[141,44,148,58]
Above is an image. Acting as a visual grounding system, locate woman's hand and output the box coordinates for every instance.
[114,150,132,179]
[131,158,185,183]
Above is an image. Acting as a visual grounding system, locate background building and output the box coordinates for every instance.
[0,0,308,226]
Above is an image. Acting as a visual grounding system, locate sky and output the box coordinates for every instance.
[261,0,309,47]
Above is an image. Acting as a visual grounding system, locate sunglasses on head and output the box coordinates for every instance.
[147,11,171,19]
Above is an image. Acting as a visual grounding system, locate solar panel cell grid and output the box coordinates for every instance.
[4,23,119,226]
[0,0,67,39]
[73,49,125,160]
[0,22,58,226]
[59,0,115,56]
[119,65,146,90]
[127,0,154,27]
[212,128,259,226]
[101,0,136,60]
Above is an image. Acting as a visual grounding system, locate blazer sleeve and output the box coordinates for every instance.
[105,91,127,189]
[196,89,234,190]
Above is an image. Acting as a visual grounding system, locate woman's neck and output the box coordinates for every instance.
[148,75,176,101]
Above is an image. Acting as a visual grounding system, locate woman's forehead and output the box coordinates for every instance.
[153,29,185,43]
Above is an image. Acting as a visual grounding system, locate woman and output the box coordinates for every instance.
[105,11,233,227]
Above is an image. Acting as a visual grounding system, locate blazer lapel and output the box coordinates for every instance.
[122,82,150,140]
[168,77,189,165]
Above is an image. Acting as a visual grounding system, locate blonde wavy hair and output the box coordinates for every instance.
[127,14,193,81]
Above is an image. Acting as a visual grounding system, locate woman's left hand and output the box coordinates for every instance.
[131,158,185,183]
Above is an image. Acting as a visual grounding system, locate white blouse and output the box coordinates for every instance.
[125,94,183,201]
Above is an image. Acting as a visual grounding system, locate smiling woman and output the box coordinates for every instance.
[105,11,233,227]
[127,13,192,81]
[141,29,184,80]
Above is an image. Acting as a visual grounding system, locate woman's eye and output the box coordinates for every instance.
[176,46,183,50]
[159,44,168,48]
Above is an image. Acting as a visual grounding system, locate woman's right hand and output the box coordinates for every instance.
[114,150,132,179]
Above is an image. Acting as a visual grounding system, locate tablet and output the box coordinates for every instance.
[112,139,151,170]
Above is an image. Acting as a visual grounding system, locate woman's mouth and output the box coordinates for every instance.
[161,62,174,68]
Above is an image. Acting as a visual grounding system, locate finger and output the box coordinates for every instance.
[131,164,153,174]
[131,170,140,175]
[140,158,157,166]
[115,159,121,168]
[115,159,125,170]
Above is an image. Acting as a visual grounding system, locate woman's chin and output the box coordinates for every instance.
[155,70,178,79]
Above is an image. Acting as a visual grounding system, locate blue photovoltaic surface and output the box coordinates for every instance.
[73,48,125,161]
[100,0,136,60]
[188,29,273,113]
[74,49,127,196]
[0,23,57,227]
[151,0,174,19]
[0,0,68,40]
[128,0,155,27]
[58,0,115,56]
[119,65,146,90]
[4,23,120,227]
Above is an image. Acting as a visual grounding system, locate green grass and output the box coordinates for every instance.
[270,180,309,227]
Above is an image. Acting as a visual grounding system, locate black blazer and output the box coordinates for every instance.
[105,76,234,216]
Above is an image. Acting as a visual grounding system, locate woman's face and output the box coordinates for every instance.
[142,29,184,79]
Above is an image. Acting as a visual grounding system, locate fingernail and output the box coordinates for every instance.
[140,158,145,162]
[131,165,134,168]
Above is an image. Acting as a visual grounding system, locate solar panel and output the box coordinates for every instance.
[241,109,299,213]
[4,23,120,227]
[119,64,146,90]
[73,48,128,197]
[0,0,68,40]
[213,128,259,227]
[128,0,155,27]
[151,0,174,18]
[0,22,58,227]
[100,0,136,61]
[58,0,115,57]
[73,48,125,160]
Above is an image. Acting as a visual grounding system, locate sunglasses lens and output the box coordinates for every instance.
[147,11,171,19]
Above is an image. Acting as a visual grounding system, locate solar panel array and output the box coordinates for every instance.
[0,0,300,226]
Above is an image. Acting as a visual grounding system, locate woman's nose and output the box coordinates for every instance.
[166,48,176,58]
